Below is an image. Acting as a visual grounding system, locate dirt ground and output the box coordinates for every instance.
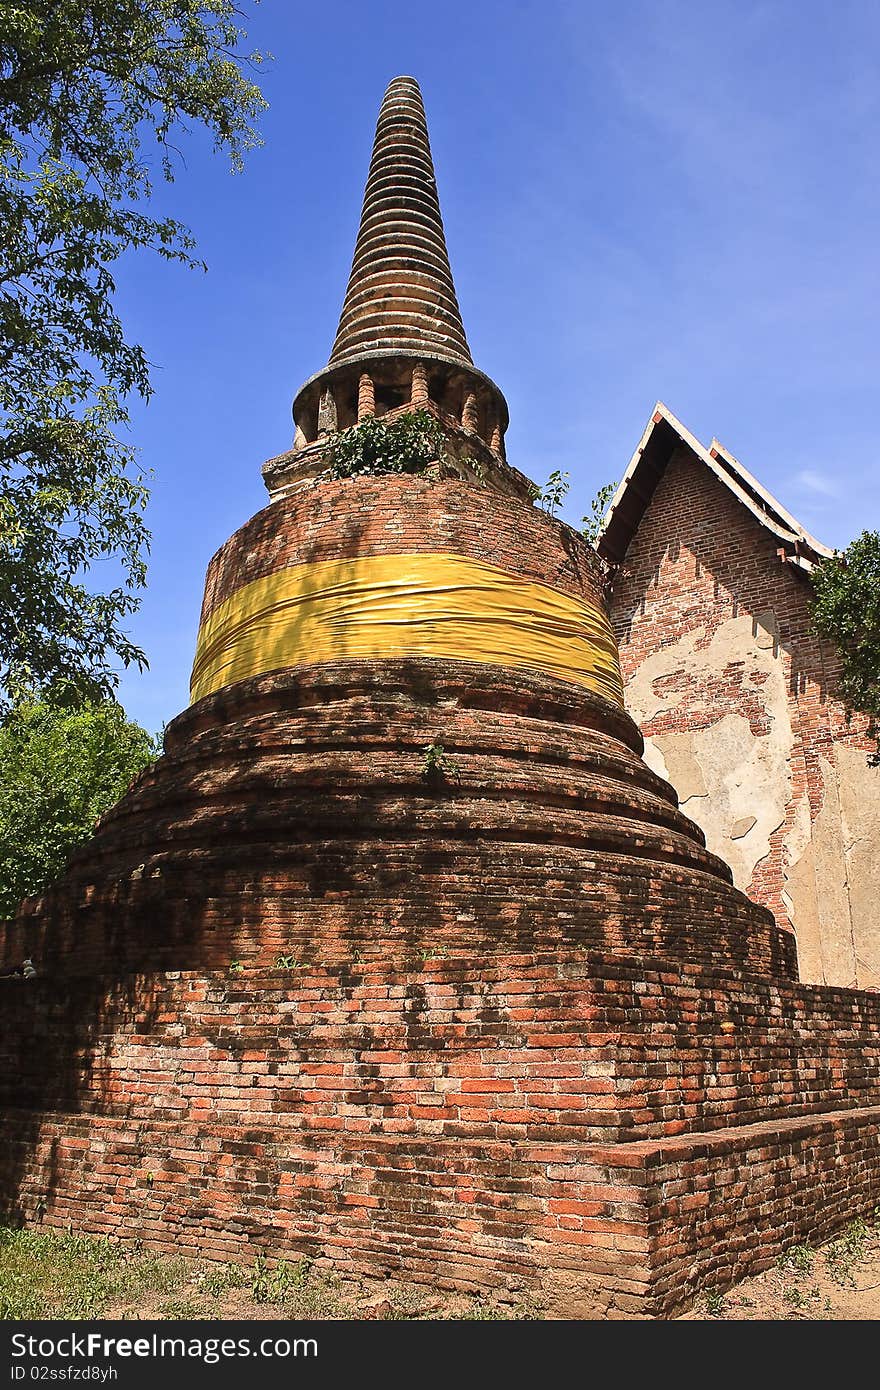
[679,1215,880,1320]
[3,1215,880,1320]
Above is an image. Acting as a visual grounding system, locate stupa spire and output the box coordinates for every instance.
[329,76,472,369]
[269,75,518,502]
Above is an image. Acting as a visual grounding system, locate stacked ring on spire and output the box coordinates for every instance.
[329,76,473,368]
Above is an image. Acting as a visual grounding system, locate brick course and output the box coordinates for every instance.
[0,655,792,983]
[200,475,607,624]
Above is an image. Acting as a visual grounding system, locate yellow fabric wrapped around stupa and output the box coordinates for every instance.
[190,551,623,706]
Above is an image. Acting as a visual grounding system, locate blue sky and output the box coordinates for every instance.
[113,0,880,731]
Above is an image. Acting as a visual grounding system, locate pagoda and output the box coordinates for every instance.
[1,78,878,1318]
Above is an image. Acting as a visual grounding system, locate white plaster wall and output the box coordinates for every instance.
[625,612,793,892]
[624,609,880,989]
[783,748,880,989]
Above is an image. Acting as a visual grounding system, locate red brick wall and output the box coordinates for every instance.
[3,954,878,1142]
[1,469,798,986]
[2,952,879,1316]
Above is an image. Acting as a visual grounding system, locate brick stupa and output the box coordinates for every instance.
[2,78,879,1318]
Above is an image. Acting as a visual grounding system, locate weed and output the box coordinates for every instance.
[581,480,617,543]
[459,1301,506,1320]
[532,469,570,518]
[274,954,298,969]
[194,1264,248,1299]
[421,741,460,785]
[249,1255,313,1304]
[326,411,446,481]
[159,1298,210,1320]
[703,1289,725,1316]
[779,1244,814,1275]
[248,1256,345,1318]
[826,1218,871,1287]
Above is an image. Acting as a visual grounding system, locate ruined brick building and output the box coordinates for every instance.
[1,77,879,1318]
[599,405,879,991]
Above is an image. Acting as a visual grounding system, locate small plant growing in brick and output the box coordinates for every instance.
[420,741,460,787]
[228,959,244,974]
[274,953,298,969]
[531,469,570,518]
[418,945,448,961]
[325,410,447,480]
[463,457,486,481]
[581,479,618,544]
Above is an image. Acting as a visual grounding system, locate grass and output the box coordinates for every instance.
[775,1219,874,1290]
[0,1225,538,1321]
[0,1226,345,1320]
[0,1227,191,1320]
[158,1298,212,1321]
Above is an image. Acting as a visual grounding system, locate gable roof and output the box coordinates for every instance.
[597,402,835,576]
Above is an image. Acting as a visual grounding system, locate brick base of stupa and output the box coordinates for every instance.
[1,650,878,1317]
[2,945,879,1317]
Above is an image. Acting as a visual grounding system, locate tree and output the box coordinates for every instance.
[0,2,266,706]
[811,529,880,765]
[0,698,159,916]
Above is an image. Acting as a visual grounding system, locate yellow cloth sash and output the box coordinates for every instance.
[190,551,623,706]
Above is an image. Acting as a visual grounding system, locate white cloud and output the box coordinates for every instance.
[794,468,841,498]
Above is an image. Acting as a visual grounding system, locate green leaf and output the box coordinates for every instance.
[811,530,880,766]
[0,697,160,916]
[325,410,447,480]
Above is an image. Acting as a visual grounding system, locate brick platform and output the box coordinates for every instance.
[2,953,879,1317]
